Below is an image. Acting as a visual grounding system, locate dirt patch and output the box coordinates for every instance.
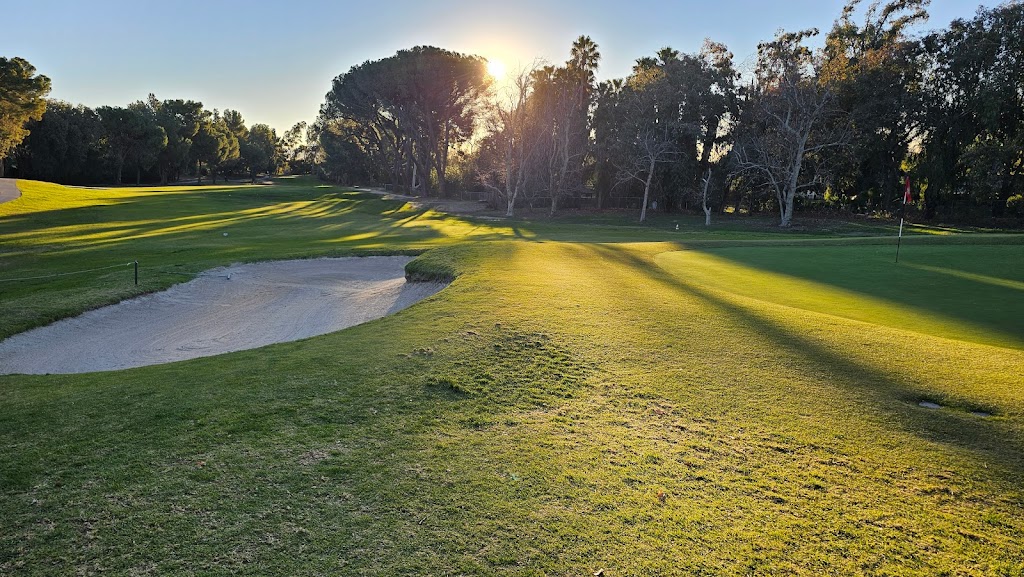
[0,256,446,375]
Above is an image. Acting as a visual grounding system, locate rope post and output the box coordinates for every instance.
[134,260,138,285]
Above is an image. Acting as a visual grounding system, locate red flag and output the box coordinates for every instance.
[904,175,912,204]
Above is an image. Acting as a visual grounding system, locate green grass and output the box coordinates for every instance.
[655,242,1024,349]
[2,178,1024,575]
[0,178,504,338]
[0,177,779,339]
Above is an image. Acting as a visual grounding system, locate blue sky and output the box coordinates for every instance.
[2,1,995,134]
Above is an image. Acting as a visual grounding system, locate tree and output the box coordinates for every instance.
[917,2,1024,219]
[732,30,848,227]
[526,36,601,214]
[478,65,542,216]
[612,63,685,223]
[191,113,238,185]
[602,43,738,222]
[240,124,278,183]
[592,78,625,208]
[222,109,248,141]
[14,100,106,184]
[219,109,249,178]
[320,46,491,196]
[281,121,310,174]
[0,57,51,174]
[319,59,406,187]
[147,95,204,185]
[97,105,166,185]
[125,102,167,184]
[698,167,715,226]
[394,47,490,197]
[312,118,378,184]
[821,0,929,213]
[693,40,742,208]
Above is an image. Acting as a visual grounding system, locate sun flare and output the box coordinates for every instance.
[486,59,507,79]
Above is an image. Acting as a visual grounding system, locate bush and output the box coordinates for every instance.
[1007,194,1024,217]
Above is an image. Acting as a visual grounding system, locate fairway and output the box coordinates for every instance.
[2,179,1023,575]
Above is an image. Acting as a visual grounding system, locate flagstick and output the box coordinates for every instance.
[896,174,910,264]
[896,214,904,263]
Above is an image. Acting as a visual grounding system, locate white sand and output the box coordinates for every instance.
[0,256,446,375]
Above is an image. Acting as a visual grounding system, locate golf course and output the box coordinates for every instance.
[1,177,1022,575]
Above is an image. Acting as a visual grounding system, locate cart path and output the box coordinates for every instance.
[0,179,20,204]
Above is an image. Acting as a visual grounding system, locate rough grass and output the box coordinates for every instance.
[1,178,1023,575]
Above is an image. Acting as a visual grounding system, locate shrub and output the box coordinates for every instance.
[1006,194,1024,217]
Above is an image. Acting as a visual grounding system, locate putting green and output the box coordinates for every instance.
[654,243,1024,350]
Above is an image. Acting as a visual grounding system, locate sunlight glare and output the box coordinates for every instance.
[486,59,507,79]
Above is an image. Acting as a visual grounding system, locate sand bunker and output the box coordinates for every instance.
[0,256,446,375]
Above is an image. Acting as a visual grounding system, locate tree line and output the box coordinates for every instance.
[2,1,1020,225]
[313,0,1023,225]
[1,79,311,186]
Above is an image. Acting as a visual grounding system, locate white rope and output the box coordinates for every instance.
[0,262,132,282]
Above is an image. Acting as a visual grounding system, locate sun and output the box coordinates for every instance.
[486,59,507,79]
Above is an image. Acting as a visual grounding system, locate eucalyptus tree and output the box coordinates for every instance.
[601,42,738,222]
[660,43,740,215]
[0,56,51,174]
[478,65,543,216]
[693,40,741,195]
[611,60,687,222]
[528,36,600,214]
[732,30,848,227]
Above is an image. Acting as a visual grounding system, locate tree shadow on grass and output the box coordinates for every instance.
[587,243,1024,477]
[0,193,435,259]
[661,240,1024,347]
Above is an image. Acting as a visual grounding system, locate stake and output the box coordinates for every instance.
[134,260,138,285]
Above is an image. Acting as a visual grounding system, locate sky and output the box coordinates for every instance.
[2,1,999,134]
